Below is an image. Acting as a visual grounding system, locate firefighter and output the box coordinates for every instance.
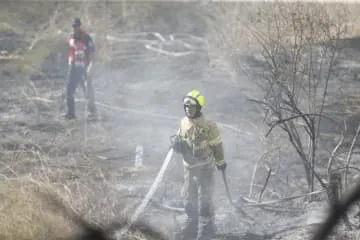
[172,89,227,240]
[64,18,97,120]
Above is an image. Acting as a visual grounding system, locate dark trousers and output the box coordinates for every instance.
[66,66,96,116]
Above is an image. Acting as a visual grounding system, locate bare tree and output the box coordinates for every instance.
[207,2,349,193]
[251,3,350,193]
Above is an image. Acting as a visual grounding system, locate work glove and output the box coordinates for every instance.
[169,134,184,154]
[216,162,227,172]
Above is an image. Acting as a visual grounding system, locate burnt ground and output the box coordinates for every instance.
[2,6,360,240]
[0,38,270,238]
[0,33,268,239]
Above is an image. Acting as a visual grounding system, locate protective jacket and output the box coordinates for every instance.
[178,114,225,168]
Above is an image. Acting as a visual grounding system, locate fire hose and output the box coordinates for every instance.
[168,134,255,221]
[114,146,254,238]
[115,148,175,239]
[129,148,255,222]
[221,169,255,221]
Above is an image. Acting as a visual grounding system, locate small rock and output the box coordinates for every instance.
[30,74,43,81]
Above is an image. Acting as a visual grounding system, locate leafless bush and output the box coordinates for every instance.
[207,2,351,194]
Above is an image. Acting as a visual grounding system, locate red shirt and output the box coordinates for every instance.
[68,30,95,67]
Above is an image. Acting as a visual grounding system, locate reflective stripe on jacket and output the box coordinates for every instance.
[179,114,224,168]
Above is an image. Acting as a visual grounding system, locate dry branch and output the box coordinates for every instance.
[327,128,345,175]
[240,3,347,193]
[248,153,266,198]
[258,165,272,203]
[241,190,326,207]
[344,123,360,191]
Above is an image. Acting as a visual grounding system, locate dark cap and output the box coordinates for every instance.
[72,18,81,27]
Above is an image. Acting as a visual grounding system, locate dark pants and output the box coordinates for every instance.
[66,66,96,117]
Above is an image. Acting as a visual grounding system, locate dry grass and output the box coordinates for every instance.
[0,165,168,240]
[205,2,360,78]
[0,83,167,239]
[0,1,158,75]
[1,1,360,76]
[0,95,168,239]
[0,178,74,240]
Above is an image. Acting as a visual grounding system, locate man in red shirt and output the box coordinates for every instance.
[64,18,97,120]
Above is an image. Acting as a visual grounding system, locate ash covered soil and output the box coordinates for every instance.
[2,4,360,240]
[0,39,268,238]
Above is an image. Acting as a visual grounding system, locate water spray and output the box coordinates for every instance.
[115,147,175,239]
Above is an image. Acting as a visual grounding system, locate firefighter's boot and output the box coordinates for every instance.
[180,217,198,240]
[197,218,215,240]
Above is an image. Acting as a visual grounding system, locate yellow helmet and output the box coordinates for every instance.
[183,89,205,107]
